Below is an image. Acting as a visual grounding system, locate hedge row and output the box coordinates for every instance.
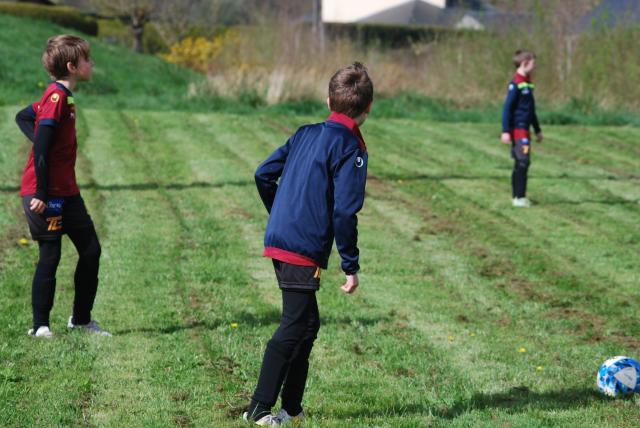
[0,1,97,35]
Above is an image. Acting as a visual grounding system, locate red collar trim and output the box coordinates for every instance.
[327,112,367,152]
[514,72,531,84]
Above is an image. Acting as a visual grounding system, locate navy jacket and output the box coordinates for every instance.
[255,113,368,274]
[502,73,541,134]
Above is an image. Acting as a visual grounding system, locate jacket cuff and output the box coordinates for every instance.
[35,189,47,202]
[343,266,359,275]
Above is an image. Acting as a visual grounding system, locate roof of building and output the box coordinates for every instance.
[356,0,530,31]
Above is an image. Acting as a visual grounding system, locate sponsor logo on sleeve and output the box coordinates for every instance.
[355,156,365,168]
[50,93,60,103]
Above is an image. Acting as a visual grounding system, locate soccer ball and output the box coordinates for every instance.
[597,356,640,397]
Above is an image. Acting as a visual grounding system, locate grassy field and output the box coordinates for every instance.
[1,10,640,428]
[0,104,639,427]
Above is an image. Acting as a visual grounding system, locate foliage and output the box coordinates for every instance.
[0,1,97,35]
[97,18,167,54]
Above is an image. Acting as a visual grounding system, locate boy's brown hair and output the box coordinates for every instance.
[513,50,535,68]
[42,35,90,79]
[328,62,373,119]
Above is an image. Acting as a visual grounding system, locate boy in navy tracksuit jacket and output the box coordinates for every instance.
[244,63,373,426]
[501,49,544,207]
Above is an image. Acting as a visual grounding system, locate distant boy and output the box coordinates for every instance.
[15,35,110,337]
[244,62,373,426]
[501,49,543,207]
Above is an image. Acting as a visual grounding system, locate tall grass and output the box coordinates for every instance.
[177,10,640,112]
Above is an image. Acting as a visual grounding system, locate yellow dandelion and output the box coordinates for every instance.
[448,335,454,342]
[230,322,238,329]
[518,347,526,353]
[536,366,544,371]
[469,332,476,337]
[19,238,29,246]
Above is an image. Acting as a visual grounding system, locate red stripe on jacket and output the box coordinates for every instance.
[264,247,318,267]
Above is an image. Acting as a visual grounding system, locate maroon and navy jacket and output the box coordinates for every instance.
[19,82,79,198]
[255,112,368,274]
[502,72,541,139]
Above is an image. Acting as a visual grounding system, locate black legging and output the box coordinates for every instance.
[251,290,320,416]
[511,146,531,198]
[32,225,101,329]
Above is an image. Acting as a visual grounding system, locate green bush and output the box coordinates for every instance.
[0,1,97,35]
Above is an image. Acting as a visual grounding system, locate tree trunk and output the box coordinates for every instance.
[132,23,144,53]
[313,0,325,51]
[131,8,147,53]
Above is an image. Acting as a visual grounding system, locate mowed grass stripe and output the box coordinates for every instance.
[80,109,225,427]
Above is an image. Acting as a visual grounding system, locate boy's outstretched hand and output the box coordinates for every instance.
[500,132,512,145]
[536,132,544,143]
[341,274,359,294]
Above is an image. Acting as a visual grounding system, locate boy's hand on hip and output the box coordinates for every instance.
[341,274,359,294]
[30,198,46,214]
[500,132,512,145]
[536,132,543,143]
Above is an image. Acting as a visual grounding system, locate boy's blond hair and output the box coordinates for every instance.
[42,35,90,80]
[513,50,535,68]
[328,62,373,119]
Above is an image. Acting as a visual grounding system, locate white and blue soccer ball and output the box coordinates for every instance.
[597,356,640,397]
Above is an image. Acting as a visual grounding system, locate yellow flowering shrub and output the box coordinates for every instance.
[162,30,245,73]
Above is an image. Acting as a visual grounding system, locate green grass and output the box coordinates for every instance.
[1,104,639,427]
[1,11,640,428]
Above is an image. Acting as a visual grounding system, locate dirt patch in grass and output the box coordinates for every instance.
[262,118,295,135]
[546,307,640,349]
[224,206,253,220]
[172,412,192,428]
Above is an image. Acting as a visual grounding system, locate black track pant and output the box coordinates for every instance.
[251,289,320,415]
[511,139,531,198]
[32,225,101,329]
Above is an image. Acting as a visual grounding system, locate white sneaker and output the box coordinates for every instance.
[67,316,112,336]
[27,326,54,338]
[512,197,531,208]
[275,409,305,425]
[243,411,281,426]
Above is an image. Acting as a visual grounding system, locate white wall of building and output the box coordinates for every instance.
[322,0,447,23]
